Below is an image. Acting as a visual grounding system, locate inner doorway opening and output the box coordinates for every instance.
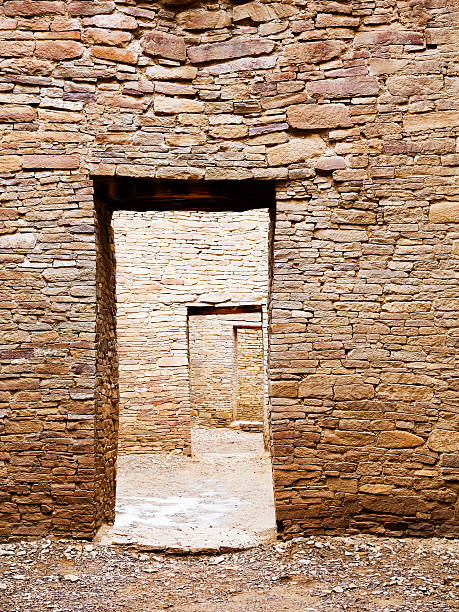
[188,305,266,433]
[93,177,276,551]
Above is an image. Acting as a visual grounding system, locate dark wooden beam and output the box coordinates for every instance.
[92,176,275,211]
[188,305,262,316]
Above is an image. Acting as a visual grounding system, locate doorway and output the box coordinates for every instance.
[93,177,276,550]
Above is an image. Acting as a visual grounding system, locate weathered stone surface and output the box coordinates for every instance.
[0,16,18,29]
[84,28,132,47]
[315,157,346,171]
[0,106,37,122]
[271,381,298,398]
[233,1,297,22]
[146,65,198,81]
[425,28,457,45]
[387,75,443,96]
[142,32,186,61]
[299,375,334,398]
[429,202,459,223]
[177,9,230,30]
[188,39,274,63]
[308,76,379,98]
[359,484,393,495]
[368,59,409,75]
[156,0,195,5]
[165,133,206,147]
[92,46,137,65]
[332,211,376,226]
[428,430,459,453]
[315,229,367,242]
[205,167,253,180]
[22,155,79,169]
[377,431,424,449]
[36,41,85,61]
[83,14,138,30]
[327,477,358,493]
[155,82,195,96]
[267,136,326,166]
[361,495,419,516]
[316,13,359,27]
[155,167,204,180]
[281,41,345,64]
[0,155,22,172]
[233,1,275,22]
[0,42,35,57]
[201,55,277,75]
[261,92,308,110]
[0,233,36,249]
[353,30,424,47]
[4,1,65,16]
[322,431,375,446]
[378,384,434,401]
[287,103,352,130]
[404,111,458,132]
[334,384,374,401]
[153,96,204,114]
[209,124,248,139]
[68,1,115,16]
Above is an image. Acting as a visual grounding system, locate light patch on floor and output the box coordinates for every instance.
[96,428,276,551]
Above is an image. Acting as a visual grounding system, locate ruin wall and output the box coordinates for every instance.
[0,0,457,540]
[235,326,265,423]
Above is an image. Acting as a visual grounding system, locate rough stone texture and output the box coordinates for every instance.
[0,0,458,541]
[142,31,186,62]
[287,104,352,131]
[113,209,269,453]
[235,326,264,422]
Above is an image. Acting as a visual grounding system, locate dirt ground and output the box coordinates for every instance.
[96,428,276,551]
[1,429,457,611]
[0,534,457,611]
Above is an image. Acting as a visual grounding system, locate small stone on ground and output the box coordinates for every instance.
[0,535,457,611]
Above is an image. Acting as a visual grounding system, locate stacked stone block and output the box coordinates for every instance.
[0,0,457,539]
[235,326,264,422]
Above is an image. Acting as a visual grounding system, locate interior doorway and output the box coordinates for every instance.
[93,177,276,551]
[187,305,266,432]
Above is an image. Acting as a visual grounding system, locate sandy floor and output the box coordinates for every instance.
[96,427,276,551]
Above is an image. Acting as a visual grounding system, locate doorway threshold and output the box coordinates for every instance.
[95,428,276,554]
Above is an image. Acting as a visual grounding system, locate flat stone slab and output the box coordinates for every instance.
[230,420,263,432]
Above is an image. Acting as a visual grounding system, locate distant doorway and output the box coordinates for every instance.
[188,305,266,433]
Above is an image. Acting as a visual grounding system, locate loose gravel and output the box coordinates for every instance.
[0,534,457,611]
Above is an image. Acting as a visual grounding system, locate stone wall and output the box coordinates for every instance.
[114,209,269,452]
[0,0,457,540]
[235,326,264,422]
[94,200,119,532]
[188,310,264,426]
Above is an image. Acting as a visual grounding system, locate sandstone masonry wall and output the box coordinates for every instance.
[0,0,457,540]
[235,326,264,422]
[114,209,269,452]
